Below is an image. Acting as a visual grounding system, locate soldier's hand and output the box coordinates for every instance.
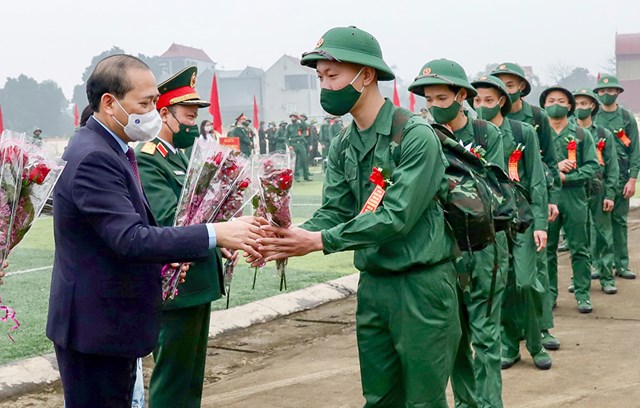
[213,219,267,260]
[533,230,548,252]
[254,226,323,264]
[169,262,189,284]
[623,178,636,199]
[557,159,575,173]
[548,204,559,222]
[603,199,615,212]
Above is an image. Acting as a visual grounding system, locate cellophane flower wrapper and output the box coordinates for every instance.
[253,153,295,291]
[0,131,65,340]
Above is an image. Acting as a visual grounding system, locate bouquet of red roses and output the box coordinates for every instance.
[252,153,295,291]
[0,131,65,340]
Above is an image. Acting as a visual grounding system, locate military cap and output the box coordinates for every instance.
[539,85,576,114]
[593,74,624,93]
[311,118,317,124]
[33,128,42,133]
[573,88,600,116]
[157,66,209,110]
[408,59,477,98]
[490,62,532,97]
[470,75,513,117]
[268,120,276,126]
[235,113,247,122]
[279,120,288,126]
[301,26,395,81]
[300,113,308,120]
[289,113,299,118]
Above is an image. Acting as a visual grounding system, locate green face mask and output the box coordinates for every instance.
[598,93,618,106]
[508,90,522,103]
[575,107,592,120]
[545,104,569,119]
[475,102,502,121]
[320,68,364,116]
[429,98,461,124]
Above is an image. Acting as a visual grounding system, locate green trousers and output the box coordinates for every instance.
[452,233,508,408]
[547,186,592,302]
[292,142,310,179]
[357,262,460,408]
[150,302,211,408]
[589,189,616,287]
[501,225,545,360]
[612,190,631,273]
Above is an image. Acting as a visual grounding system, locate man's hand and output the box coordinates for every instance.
[558,159,575,174]
[221,248,239,267]
[548,204,559,222]
[0,260,8,285]
[250,226,323,265]
[214,217,268,260]
[603,198,615,212]
[533,230,548,252]
[623,178,636,199]
[559,172,566,183]
[169,262,190,284]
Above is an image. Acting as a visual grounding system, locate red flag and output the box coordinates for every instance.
[0,105,4,134]
[253,96,259,130]
[393,80,400,107]
[73,104,79,127]
[409,93,416,112]
[209,73,223,134]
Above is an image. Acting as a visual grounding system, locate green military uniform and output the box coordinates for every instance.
[573,89,619,292]
[287,114,311,181]
[266,121,278,153]
[410,60,509,408]
[540,86,599,313]
[319,117,333,161]
[491,63,559,342]
[228,114,253,156]
[300,26,460,407]
[274,121,289,151]
[136,66,224,408]
[594,74,640,279]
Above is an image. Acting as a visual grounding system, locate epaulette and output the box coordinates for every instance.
[140,142,157,155]
[156,142,168,158]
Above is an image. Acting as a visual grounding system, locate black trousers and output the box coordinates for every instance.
[55,344,137,408]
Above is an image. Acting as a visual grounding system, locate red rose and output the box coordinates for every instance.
[213,152,224,166]
[510,150,523,161]
[238,178,250,190]
[470,147,482,159]
[369,168,385,187]
[567,141,577,150]
[597,140,606,151]
[277,169,293,190]
[28,163,51,184]
[616,129,626,138]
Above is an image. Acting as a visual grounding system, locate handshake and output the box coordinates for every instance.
[212,216,324,266]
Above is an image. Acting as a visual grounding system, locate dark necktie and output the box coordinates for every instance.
[125,148,142,187]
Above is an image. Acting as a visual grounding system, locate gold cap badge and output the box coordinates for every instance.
[316,38,324,48]
[603,78,609,83]
[499,64,506,70]
[190,72,197,88]
[423,67,432,75]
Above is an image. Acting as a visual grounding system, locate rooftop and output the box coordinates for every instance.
[160,43,214,63]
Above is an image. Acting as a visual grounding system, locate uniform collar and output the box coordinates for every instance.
[347,98,394,154]
[157,137,177,154]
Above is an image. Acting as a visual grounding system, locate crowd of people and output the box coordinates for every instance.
[27,23,638,408]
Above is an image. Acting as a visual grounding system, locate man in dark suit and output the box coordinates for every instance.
[46,54,264,408]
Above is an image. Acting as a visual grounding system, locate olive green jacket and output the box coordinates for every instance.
[228,126,253,156]
[135,138,223,310]
[595,106,640,185]
[551,122,599,188]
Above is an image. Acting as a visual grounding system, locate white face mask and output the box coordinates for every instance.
[111,97,162,142]
[204,125,213,132]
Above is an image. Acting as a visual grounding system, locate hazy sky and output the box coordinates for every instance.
[1,0,637,99]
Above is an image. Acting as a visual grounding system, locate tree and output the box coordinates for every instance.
[545,62,574,85]
[471,63,500,81]
[71,46,126,110]
[558,67,596,92]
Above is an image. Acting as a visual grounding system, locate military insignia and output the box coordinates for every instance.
[140,142,157,155]
[423,67,432,75]
[499,64,506,70]
[156,142,169,158]
[190,72,197,88]
[581,89,587,93]
[603,78,609,83]
[480,76,488,80]
[316,37,324,48]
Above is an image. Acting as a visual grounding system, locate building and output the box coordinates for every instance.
[215,67,264,126]
[616,32,640,112]
[157,43,216,80]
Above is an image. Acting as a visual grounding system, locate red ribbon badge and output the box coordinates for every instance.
[567,140,577,168]
[596,139,606,165]
[361,168,387,214]
[470,147,482,159]
[508,149,523,181]
[616,129,631,148]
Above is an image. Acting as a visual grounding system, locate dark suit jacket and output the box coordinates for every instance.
[46,117,211,358]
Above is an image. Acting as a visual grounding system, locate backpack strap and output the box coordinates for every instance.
[596,126,606,141]
[531,105,543,130]
[622,107,631,124]
[575,126,586,142]
[509,119,525,146]
[391,107,416,145]
[472,119,489,149]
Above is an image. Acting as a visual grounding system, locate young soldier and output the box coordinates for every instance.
[287,113,312,181]
[228,113,253,156]
[274,120,289,151]
[594,74,640,280]
[408,59,511,407]
[266,121,278,153]
[472,75,551,374]
[319,116,333,161]
[491,62,561,350]
[540,86,599,314]
[254,26,461,407]
[573,88,619,294]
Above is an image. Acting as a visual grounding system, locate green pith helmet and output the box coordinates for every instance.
[573,88,600,116]
[470,75,513,117]
[300,26,395,81]
[593,73,624,93]
[408,59,477,98]
[539,85,576,115]
[279,120,287,126]
[490,62,532,97]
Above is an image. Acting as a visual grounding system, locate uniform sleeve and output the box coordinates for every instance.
[625,110,640,179]
[522,125,548,231]
[300,136,355,232]
[136,153,178,227]
[565,129,599,185]
[484,123,506,170]
[603,129,620,200]
[537,110,561,205]
[320,124,447,253]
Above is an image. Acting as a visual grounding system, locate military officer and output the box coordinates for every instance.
[258,120,267,154]
[266,121,277,153]
[135,66,226,408]
[573,88,619,294]
[319,116,333,161]
[409,58,515,407]
[274,120,289,151]
[471,76,550,378]
[287,113,312,181]
[329,116,344,139]
[253,26,461,407]
[540,85,599,314]
[309,118,321,160]
[228,113,253,156]
[594,74,640,280]
[491,62,561,350]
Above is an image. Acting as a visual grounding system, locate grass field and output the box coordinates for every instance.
[0,167,357,365]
